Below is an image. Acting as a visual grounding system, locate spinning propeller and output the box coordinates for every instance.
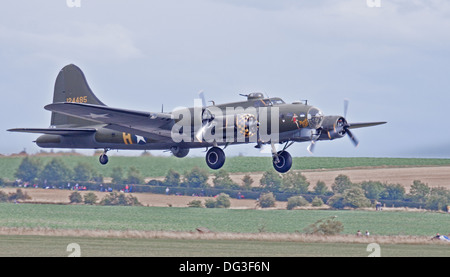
[342,99,360,147]
[308,99,359,154]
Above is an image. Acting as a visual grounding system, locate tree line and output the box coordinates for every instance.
[7,157,450,211]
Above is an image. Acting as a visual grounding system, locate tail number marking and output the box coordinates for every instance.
[66,96,88,103]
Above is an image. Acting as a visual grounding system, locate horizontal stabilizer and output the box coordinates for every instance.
[7,128,96,135]
[44,102,170,122]
[45,102,174,138]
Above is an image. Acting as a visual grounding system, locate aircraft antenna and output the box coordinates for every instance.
[265,92,273,106]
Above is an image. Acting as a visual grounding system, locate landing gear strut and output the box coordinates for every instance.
[271,142,293,173]
[205,147,225,170]
[99,148,110,165]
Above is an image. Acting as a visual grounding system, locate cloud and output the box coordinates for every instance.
[214,0,450,46]
[2,0,450,158]
[0,22,143,66]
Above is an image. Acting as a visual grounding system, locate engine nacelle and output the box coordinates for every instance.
[235,113,258,138]
[170,146,190,158]
[319,116,347,140]
[204,109,259,139]
[197,110,259,142]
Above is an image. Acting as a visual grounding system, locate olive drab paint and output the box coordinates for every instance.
[8,64,386,173]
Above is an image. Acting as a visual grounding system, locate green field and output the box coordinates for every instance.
[2,155,450,180]
[0,203,448,236]
[1,235,448,257]
[0,203,449,257]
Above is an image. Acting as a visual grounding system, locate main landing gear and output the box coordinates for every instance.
[271,142,293,173]
[98,144,294,174]
[204,142,294,174]
[205,147,226,170]
[272,151,292,173]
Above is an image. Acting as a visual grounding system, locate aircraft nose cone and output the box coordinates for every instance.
[307,107,324,129]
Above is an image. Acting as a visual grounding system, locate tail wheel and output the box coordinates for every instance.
[205,147,225,170]
[99,154,109,165]
[273,151,292,173]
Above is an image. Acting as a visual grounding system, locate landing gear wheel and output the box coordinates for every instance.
[99,154,109,165]
[272,151,292,173]
[205,147,225,170]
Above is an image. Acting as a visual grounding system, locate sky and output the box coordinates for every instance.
[1,0,450,159]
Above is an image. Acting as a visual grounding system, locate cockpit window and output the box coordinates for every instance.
[272,100,283,105]
[253,98,285,107]
[270,98,285,105]
[253,99,270,107]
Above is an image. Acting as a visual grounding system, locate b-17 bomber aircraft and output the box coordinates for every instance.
[8,64,386,173]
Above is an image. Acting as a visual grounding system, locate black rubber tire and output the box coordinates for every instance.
[99,154,109,165]
[205,147,226,170]
[272,151,292,173]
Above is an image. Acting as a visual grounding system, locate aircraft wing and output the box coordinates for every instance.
[44,102,174,138]
[7,128,96,135]
[348,122,387,129]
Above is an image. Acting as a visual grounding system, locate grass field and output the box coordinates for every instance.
[0,202,448,236]
[1,235,449,257]
[2,155,450,180]
[0,203,449,257]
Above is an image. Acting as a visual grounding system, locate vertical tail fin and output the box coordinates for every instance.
[51,64,105,127]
